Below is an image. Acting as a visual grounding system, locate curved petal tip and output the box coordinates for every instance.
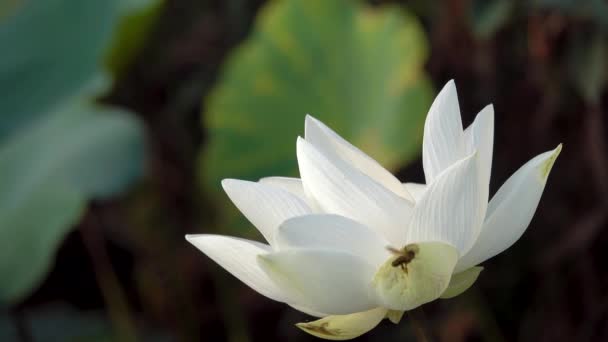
[296,307,387,340]
[540,143,562,182]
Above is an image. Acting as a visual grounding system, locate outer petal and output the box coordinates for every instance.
[305,115,413,202]
[456,144,562,271]
[296,307,388,341]
[274,214,391,266]
[290,304,328,318]
[440,266,483,299]
[297,137,412,246]
[386,310,404,324]
[258,177,308,202]
[422,80,467,183]
[185,235,286,302]
[403,182,426,203]
[258,248,377,315]
[222,179,312,243]
[406,153,484,254]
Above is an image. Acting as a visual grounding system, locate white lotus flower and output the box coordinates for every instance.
[186,80,561,340]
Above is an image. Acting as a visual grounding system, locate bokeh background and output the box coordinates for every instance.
[0,0,606,341]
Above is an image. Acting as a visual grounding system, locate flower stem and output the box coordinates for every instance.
[10,307,32,342]
[407,308,433,342]
[81,209,138,342]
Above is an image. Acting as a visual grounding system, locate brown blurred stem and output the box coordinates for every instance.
[81,208,138,342]
[407,308,433,342]
[10,307,32,342]
[586,103,608,197]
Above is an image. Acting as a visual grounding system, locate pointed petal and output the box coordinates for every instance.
[185,235,286,302]
[456,145,562,271]
[258,249,377,315]
[403,182,426,202]
[222,179,312,243]
[440,266,483,299]
[305,115,413,201]
[407,153,484,254]
[297,137,412,246]
[259,176,322,212]
[464,105,495,192]
[258,177,308,202]
[296,307,388,341]
[386,310,404,324]
[464,105,494,219]
[372,242,459,311]
[422,80,467,183]
[274,214,390,266]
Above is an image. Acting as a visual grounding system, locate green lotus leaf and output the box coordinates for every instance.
[201,0,433,198]
[0,103,145,304]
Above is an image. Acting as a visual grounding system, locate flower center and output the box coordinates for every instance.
[370,242,459,311]
[387,244,419,272]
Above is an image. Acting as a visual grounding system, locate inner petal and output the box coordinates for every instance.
[371,241,459,311]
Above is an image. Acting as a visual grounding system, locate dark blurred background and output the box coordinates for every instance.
[0,0,606,341]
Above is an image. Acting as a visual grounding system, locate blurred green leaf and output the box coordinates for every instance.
[201,0,433,197]
[0,103,144,303]
[0,303,172,341]
[0,0,161,140]
[0,0,121,141]
[0,0,22,20]
[567,32,607,104]
[105,0,164,76]
[0,0,155,303]
[0,183,83,305]
[470,0,514,40]
[0,304,112,341]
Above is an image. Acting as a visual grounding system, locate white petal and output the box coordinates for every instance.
[274,214,391,266]
[297,137,413,246]
[258,248,377,315]
[422,80,467,183]
[464,105,495,189]
[403,182,426,202]
[407,152,484,254]
[290,304,328,318]
[185,234,286,302]
[456,144,562,271]
[464,104,494,217]
[222,179,312,243]
[258,177,308,202]
[296,307,388,340]
[440,266,483,299]
[305,115,413,201]
[258,176,322,212]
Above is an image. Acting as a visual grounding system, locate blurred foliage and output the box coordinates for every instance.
[0,103,144,303]
[0,0,118,139]
[0,304,170,341]
[0,304,113,341]
[469,0,514,40]
[0,0,159,304]
[567,32,608,104]
[533,0,608,30]
[105,0,165,77]
[200,0,433,235]
[530,0,608,101]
